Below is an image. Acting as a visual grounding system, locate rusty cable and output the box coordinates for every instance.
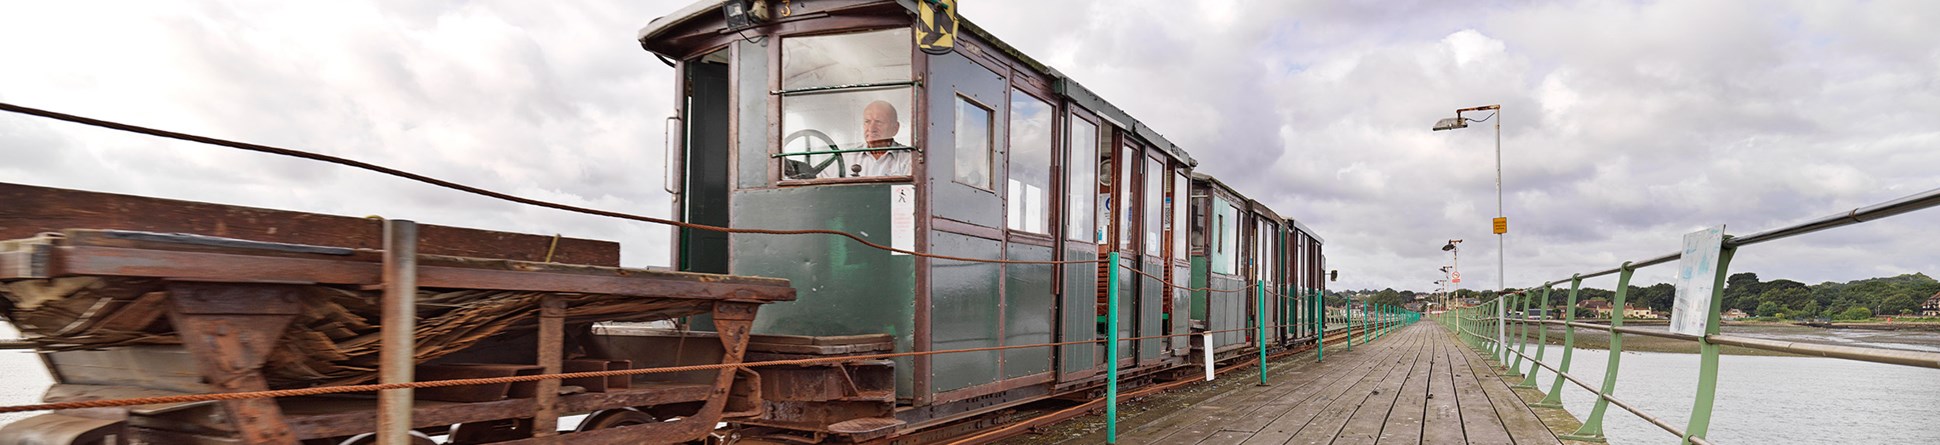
[0,322,1359,414]
[0,102,1103,266]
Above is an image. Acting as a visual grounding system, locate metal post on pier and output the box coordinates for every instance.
[1257,280,1268,385]
[1565,263,1634,442]
[379,219,417,445]
[1314,290,1325,362]
[1685,246,1738,445]
[1536,276,1583,409]
[1105,251,1122,444]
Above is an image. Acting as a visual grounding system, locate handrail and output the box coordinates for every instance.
[1437,185,1940,444]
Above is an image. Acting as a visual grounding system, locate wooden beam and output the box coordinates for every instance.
[0,182,620,266]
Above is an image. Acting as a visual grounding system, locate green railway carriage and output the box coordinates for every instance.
[639,0,1327,441]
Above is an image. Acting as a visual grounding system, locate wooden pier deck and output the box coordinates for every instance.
[1118,323,1563,445]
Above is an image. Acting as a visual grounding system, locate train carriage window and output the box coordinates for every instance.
[1066,117,1098,242]
[1118,144,1136,251]
[1171,172,1187,261]
[1142,157,1163,256]
[1007,90,1053,234]
[778,29,916,180]
[954,96,994,189]
[1211,197,1239,275]
[782,28,911,89]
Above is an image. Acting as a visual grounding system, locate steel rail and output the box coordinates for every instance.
[1527,186,1940,284]
[1520,319,1940,369]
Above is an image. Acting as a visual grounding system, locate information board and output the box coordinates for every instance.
[1669,225,1725,336]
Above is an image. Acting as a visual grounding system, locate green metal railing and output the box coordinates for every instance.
[1437,186,1940,445]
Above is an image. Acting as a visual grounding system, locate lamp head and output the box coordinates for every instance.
[1432,117,1467,131]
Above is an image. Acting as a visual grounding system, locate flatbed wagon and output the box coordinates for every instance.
[0,183,796,444]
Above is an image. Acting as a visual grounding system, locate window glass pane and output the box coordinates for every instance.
[1066,118,1097,242]
[1211,197,1238,275]
[781,28,911,90]
[1262,222,1277,284]
[1118,144,1135,250]
[1007,91,1053,234]
[779,90,912,179]
[1223,203,1240,273]
[1143,157,1163,256]
[953,96,993,189]
[1172,172,1187,260]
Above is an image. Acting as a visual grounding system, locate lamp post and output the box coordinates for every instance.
[1441,239,1461,314]
[1434,106,1505,292]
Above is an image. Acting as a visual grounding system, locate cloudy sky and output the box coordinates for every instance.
[2,0,1937,293]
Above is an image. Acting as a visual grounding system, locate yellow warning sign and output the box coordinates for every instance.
[1492,217,1508,235]
[916,0,957,55]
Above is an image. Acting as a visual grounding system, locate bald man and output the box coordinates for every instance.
[852,100,911,177]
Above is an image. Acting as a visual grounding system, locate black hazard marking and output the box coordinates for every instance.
[916,0,957,55]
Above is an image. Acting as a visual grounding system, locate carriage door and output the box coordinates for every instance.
[1138,153,1165,364]
[1059,111,1103,379]
[678,49,731,274]
[1168,169,1192,355]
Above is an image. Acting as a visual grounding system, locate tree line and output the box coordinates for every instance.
[1345,272,1938,320]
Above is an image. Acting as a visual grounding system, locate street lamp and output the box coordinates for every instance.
[1433,105,1505,292]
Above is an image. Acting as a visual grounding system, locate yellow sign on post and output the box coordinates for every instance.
[1492,217,1508,234]
[915,0,957,55]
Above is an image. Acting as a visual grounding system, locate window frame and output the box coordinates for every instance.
[771,27,920,187]
[951,93,997,191]
[1064,108,1102,243]
[1005,87,1057,236]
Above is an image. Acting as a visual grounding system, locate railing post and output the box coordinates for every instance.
[1507,292,1525,377]
[1567,263,1634,442]
[1346,301,1355,351]
[1257,280,1268,385]
[1314,290,1325,362]
[1685,245,1737,445]
[1518,286,1552,389]
[1492,298,1505,363]
[1105,251,1122,444]
[1536,275,1583,408]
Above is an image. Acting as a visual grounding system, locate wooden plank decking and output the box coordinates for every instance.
[1119,323,1562,445]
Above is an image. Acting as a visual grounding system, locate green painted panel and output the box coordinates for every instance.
[1138,257,1164,361]
[728,185,916,395]
[1003,244,1054,379]
[1171,264,1191,351]
[1190,256,1209,320]
[735,39,770,190]
[1060,247,1099,374]
[924,51,1006,229]
[1211,275,1245,348]
[1115,255,1135,358]
[930,231,1002,393]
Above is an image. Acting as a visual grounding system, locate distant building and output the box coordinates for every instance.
[1922,291,1940,317]
[1580,300,1614,317]
[1624,305,1658,319]
[1723,308,1750,320]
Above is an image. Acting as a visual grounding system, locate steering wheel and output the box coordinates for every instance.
[781,129,847,178]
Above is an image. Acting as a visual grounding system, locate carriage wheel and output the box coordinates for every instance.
[448,418,533,444]
[576,408,657,431]
[334,431,437,445]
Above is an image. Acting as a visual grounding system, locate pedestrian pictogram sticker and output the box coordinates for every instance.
[916,0,957,55]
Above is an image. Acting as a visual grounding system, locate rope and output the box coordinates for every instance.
[0,102,1101,266]
[0,321,1357,414]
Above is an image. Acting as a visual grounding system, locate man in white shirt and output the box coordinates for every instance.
[852,100,911,177]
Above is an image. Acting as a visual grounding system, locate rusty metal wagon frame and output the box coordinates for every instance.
[0,185,796,444]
